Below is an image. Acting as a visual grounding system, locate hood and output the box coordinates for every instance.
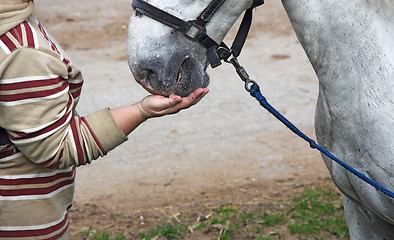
[0,0,34,36]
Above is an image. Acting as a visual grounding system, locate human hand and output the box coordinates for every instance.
[137,88,209,119]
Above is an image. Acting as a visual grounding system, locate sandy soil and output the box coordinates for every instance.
[34,0,337,238]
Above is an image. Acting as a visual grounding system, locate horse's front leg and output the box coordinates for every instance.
[343,196,394,240]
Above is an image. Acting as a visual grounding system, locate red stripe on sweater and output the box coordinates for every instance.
[36,148,66,169]
[0,206,71,238]
[23,21,36,48]
[38,23,61,55]
[38,22,75,81]
[43,222,69,240]
[69,81,83,90]
[70,118,85,166]
[9,25,23,45]
[0,82,69,102]
[62,58,70,65]
[50,42,60,54]
[0,76,65,91]
[0,167,75,186]
[37,149,64,169]
[0,148,20,159]
[81,117,107,155]
[8,98,73,141]
[0,176,75,197]
[71,91,81,100]
[0,34,17,52]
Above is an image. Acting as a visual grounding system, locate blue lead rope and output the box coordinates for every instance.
[248,82,394,199]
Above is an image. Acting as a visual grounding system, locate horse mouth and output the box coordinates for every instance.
[175,68,183,94]
[173,59,191,96]
[134,65,188,97]
[173,57,209,97]
[132,55,209,97]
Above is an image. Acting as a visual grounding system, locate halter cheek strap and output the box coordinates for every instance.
[131,0,264,68]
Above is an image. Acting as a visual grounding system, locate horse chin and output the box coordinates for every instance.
[131,55,210,97]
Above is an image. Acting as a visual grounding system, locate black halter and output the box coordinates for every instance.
[132,0,264,68]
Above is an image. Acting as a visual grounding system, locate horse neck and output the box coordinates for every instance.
[281,0,394,100]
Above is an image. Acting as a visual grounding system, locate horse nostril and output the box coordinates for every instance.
[141,68,164,92]
[145,69,156,80]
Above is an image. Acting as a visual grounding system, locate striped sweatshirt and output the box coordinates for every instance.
[0,1,128,239]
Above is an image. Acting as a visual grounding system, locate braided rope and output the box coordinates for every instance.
[249,83,394,198]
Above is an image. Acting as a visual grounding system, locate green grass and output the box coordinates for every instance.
[139,223,189,240]
[81,230,126,240]
[80,185,349,240]
[288,186,349,238]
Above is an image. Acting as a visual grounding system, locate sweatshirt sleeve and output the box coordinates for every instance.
[0,47,128,169]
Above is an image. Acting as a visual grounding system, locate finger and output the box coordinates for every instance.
[171,88,208,111]
[163,88,209,113]
[183,88,209,106]
[167,95,182,107]
[194,88,209,102]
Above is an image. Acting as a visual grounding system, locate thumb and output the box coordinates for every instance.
[167,95,182,107]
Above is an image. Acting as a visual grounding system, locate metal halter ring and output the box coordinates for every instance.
[184,20,206,41]
[226,57,256,92]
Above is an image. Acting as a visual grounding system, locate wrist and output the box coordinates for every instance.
[110,104,147,136]
[136,101,151,120]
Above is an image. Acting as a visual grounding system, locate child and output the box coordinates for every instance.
[0,0,208,239]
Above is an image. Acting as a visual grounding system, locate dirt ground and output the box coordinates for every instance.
[34,0,339,239]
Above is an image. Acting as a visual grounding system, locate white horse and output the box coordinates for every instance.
[127,0,394,239]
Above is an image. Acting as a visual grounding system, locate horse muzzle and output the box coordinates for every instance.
[128,51,210,97]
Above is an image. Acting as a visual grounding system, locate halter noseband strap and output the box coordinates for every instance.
[132,0,264,68]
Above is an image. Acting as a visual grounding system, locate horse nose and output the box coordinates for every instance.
[141,68,158,85]
[130,60,177,96]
